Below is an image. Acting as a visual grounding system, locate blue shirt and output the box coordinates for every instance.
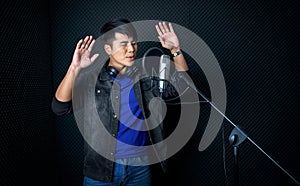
[113,75,149,159]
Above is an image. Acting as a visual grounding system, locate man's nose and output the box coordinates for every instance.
[127,43,135,52]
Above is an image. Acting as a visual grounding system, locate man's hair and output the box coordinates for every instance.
[100,18,137,45]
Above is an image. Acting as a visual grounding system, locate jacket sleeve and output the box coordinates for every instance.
[51,96,73,116]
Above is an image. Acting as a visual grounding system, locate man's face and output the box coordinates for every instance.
[106,32,137,72]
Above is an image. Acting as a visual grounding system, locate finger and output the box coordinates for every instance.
[76,39,83,49]
[163,22,169,32]
[155,25,163,36]
[85,36,93,49]
[169,22,175,33]
[91,53,99,62]
[81,36,90,48]
[158,36,165,47]
[159,22,166,33]
[88,39,96,52]
[84,35,90,42]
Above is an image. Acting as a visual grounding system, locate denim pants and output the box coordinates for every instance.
[83,157,152,186]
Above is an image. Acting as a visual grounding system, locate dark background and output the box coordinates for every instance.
[0,0,299,185]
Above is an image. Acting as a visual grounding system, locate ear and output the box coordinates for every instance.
[104,44,112,55]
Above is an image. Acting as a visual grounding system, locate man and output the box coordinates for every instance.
[52,18,189,185]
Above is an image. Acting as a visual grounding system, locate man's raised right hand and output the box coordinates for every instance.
[72,35,99,69]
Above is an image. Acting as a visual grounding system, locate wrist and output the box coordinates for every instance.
[69,64,81,75]
[170,47,180,54]
[171,49,182,58]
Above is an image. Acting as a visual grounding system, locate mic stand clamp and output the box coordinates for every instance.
[229,126,248,186]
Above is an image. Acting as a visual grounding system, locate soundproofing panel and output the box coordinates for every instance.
[50,0,299,185]
[0,0,57,185]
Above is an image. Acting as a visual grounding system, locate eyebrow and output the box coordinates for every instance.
[120,41,136,44]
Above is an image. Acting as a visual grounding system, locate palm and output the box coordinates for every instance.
[72,36,99,69]
[155,22,179,50]
[160,32,179,50]
[73,47,92,69]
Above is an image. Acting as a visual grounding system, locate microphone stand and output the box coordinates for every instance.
[228,126,248,186]
[179,74,300,186]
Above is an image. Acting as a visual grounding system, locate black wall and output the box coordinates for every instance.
[0,0,57,185]
[1,0,299,185]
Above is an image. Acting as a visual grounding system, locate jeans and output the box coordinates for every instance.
[83,157,152,186]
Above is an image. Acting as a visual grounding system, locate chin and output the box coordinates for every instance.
[125,61,135,66]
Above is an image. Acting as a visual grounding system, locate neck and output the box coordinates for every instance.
[108,61,127,74]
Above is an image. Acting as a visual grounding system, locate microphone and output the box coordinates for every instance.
[159,55,171,93]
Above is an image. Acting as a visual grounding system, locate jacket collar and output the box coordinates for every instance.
[98,60,112,81]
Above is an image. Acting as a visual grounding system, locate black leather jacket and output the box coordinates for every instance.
[52,64,189,182]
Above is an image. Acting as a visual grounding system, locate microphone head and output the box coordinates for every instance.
[159,55,170,81]
[159,55,171,93]
[142,47,164,77]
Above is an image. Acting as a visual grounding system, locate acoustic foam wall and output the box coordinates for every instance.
[0,0,57,185]
[50,0,299,185]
